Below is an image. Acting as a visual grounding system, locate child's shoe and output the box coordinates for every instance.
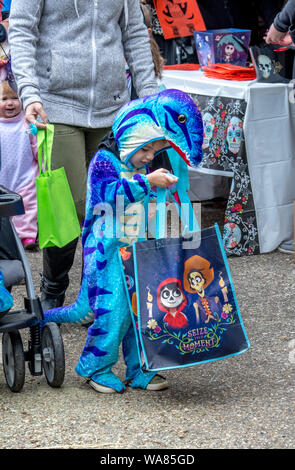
[21,238,38,251]
[278,240,294,254]
[88,379,124,394]
[146,374,169,391]
[125,373,169,390]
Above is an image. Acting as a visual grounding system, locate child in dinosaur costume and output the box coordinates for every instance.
[43,88,203,394]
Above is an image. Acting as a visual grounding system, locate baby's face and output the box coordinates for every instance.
[129,139,167,169]
[0,93,22,118]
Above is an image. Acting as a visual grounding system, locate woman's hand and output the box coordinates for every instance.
[25,102,48,129]
[147,168,178,188]
[265,25,293,46]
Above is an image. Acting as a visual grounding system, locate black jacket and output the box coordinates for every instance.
[274,0,295,42]
[198,0,284,45]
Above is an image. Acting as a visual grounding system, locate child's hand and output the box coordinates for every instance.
[147,169,178,188]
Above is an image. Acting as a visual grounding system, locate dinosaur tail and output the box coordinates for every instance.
[42,277,94,326]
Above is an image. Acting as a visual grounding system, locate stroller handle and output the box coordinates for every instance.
[0,185,25,217]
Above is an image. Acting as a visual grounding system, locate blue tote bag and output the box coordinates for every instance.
[120,168,250,372]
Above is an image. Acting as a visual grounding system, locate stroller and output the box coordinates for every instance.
[0,185,65,392]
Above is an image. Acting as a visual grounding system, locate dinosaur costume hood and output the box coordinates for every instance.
[112,88,204,169]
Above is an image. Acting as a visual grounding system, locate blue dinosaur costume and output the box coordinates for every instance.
[0,270,13,313]
[43,89,203,392]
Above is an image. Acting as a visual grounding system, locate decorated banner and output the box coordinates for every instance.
[189,93,259,257]
[153,0,206,40]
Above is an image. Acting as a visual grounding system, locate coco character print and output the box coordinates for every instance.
[183,255,222,325]
[157,278,188,329]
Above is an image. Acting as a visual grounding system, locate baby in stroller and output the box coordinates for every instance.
[0,185,65,392]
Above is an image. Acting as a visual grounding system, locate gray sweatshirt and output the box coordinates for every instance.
[8,0,159,128]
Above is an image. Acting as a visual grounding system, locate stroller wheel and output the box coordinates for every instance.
[2,331,25,392]
[41,322,65,388]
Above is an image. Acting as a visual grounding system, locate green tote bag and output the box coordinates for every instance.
[36,124,81,249]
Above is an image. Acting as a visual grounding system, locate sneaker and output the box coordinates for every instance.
[88,379,118,394]
[22,238,38,251]
[146,374,169,391]
[278,240,294,254]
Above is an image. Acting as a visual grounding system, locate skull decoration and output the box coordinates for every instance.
[202,112,215,149]
[223,223,242,250]
[227,116,243,154]
[257,55,273,79]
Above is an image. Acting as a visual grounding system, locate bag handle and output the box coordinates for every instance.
[155,148,200,239]
[155,186,167,239]
[156,186,200,239]
[172,186,200,234]
[37,124,55,175]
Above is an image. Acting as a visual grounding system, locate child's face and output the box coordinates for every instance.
[129,139,168,168]
[0,92,22,118]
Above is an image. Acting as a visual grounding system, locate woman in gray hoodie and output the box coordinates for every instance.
[8,0,159,310]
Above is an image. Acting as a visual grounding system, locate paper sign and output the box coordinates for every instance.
[153,0,206,40]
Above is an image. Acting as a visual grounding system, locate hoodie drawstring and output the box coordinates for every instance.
[74,0,79,18]
[124,0,128,30]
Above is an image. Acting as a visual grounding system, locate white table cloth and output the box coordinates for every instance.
[161,70,295,255]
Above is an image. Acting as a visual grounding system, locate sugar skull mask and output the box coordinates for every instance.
[223,222,242,250]
[227,116,243,154]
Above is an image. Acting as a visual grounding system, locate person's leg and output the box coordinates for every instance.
[122,324,168,390]
[84,127,111,169]
[41,237,79,311]
[50,124,88,221]
[41,124,87,311]
[74,239,164,393]
[75,246,131,393]
[122,324,157,388]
